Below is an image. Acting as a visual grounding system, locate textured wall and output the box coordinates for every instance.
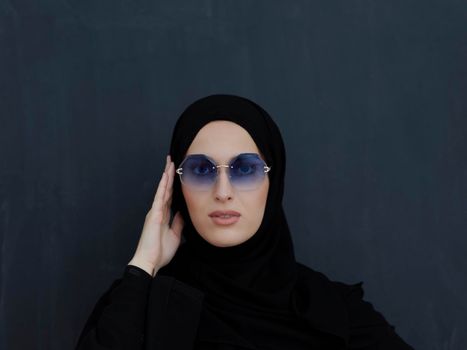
[1,1,466,349]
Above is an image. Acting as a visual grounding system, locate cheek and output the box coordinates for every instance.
[259,177,270,206]
[182,188,197,214]
[182,188,207,225]
[248,179,269,225]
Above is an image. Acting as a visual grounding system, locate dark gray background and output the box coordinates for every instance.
[1,1,466,349]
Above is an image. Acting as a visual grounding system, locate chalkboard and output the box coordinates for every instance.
[1,1,466,349]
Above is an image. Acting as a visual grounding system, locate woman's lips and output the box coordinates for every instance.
[209,211,241,226]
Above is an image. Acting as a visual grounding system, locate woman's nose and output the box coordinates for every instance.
[214,168,233,201]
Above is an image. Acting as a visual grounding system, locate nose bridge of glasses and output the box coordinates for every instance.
[215,164,230,171]
[214,164,232,179]
[213,164,234,192]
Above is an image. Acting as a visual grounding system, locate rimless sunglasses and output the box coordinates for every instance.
[176,153,271,191]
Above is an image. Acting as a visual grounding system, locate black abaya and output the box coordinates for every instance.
[76,264,413,349]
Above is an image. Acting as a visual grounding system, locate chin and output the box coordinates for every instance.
[201,231,247,248]
[204,237,239,248]
[209,241,234,248]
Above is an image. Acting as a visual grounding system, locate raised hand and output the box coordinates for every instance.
[128,155,184,277]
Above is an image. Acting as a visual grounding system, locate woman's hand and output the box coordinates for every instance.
[128,155,184,277]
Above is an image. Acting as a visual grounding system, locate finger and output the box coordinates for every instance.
[164,155,170,172]
[152,171,168,210]
[161,157,172,206]
[171,212,184,239]
[164,162,175,203]
[168,161,176,193]
[167,168,176,207]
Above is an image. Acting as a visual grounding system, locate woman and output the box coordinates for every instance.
[76,94,414,349]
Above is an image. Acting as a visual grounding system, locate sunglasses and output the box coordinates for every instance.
[176,153,271,191]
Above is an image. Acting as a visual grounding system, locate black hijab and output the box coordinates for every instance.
[162,94,348,349]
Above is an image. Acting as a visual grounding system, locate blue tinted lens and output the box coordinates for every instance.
[230,154,267,190]
[179,153,268,191]
[180,155,217,190]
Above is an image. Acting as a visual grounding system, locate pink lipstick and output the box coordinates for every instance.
[208,210,241,226]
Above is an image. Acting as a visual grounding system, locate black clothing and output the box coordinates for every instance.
[75,264,414,349]
[167,95,308,346]
[76,95,414,349]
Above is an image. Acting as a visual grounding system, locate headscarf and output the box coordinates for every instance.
[161,94,347,349]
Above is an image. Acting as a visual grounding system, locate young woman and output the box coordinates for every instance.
[76,94,414,349]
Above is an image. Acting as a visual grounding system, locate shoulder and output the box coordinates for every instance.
[295,262,414,349]
[295,261,386,324]
[296,261,375,310]
[295,261,362,310]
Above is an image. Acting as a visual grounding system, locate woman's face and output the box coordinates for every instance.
[181,120,269,247]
